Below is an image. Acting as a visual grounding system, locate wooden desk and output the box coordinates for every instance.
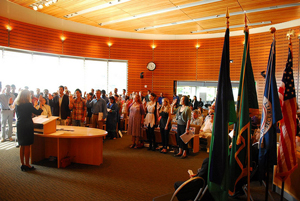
[31,126,107,168]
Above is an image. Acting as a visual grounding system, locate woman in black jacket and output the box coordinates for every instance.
[13,90,43,171]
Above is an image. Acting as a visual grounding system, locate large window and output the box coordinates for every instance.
[0,47,127,95]
[177,81,239,104]
[108,61,128,94]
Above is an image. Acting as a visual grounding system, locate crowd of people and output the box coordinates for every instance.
[0,83,215,170]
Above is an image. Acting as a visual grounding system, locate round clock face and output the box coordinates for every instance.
[147,62,156,71]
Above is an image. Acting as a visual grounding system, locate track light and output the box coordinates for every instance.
[135,3,300,31]
[99,0,221,26]
[64,0,131,18]
[191,21,272,33]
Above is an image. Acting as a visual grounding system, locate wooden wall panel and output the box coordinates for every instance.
[63,32,109,58]
[9,20,62,54]
[0,16,8,47]
[0,17,299,112]
[110,37,153,93]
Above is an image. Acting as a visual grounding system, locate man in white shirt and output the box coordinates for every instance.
[190,110,203,126]
[0,85,15,142]
[49,86,70,125]
[200,110,214,153]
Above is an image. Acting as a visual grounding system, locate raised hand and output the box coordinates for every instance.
[69,95,74,103]
[48,93,53,100]
[33,100,38,107]
[87,94,91,101]
[9,97,13,105]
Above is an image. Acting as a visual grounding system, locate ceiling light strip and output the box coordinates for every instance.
[99,0,221,26]
[64,0,131,18]
[135,2,300,31]
[191,21,272,33]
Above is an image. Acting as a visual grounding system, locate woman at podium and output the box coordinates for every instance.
[12,90,43,171]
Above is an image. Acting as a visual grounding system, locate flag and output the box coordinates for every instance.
[275,45,298,181]
[207,28,237,201]
[228,28,259,196]
[258,38,282,180]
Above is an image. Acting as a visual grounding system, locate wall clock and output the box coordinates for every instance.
[147,61,156,71]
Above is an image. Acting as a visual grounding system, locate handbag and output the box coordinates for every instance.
[60,152,72,168]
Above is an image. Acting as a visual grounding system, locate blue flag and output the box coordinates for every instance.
[259,39,282,179]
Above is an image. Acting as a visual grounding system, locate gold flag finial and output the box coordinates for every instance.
[286,29,294,44]
[269,27,276,39]
[226,7,229,28]
[244,14,248,32]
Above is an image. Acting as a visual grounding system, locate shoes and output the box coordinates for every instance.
[1,139,5,142]
[180,155,187,159]
[129,144,136,148]
[27,166,36,171]
[147,147,152,151]
[21,165,27,171]
[207,148,210,153]
[160,149,167,154]
[21,165,36,171]
[173,153,182,157]
[152,147,156,151]
[9,137,14,142]
[136,143,144,149]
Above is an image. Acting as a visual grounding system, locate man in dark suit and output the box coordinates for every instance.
[174,158,213,201]
[49,85,70,125]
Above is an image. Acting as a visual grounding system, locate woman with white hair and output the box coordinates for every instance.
[13,90,43,171]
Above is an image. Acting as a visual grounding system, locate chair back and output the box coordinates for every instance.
[170,176,205,201]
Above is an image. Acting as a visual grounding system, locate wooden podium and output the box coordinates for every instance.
[33,116,58,134]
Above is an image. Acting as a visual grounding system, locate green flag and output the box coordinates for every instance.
[228,28,259,196]
[207,28,236,201]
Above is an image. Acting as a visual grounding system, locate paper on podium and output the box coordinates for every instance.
[98,112,103,121]
[32,115,49,124]
[180,130,195,144]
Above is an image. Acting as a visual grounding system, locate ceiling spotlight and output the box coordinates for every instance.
[30,0,58,10]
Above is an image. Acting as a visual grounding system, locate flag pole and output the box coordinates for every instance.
[244,14,251,201]
[279,29,294,201]
[226,7,229,29]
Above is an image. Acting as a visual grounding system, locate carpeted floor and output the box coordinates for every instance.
[0,134,286,201]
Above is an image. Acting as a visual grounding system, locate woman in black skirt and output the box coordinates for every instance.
[13,90,43,171]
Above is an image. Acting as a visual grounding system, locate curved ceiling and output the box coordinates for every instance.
[8,0,300,36]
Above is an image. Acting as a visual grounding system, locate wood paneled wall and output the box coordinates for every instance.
[0,15,299,111]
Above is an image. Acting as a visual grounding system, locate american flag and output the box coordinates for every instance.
[276,46,298,181]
